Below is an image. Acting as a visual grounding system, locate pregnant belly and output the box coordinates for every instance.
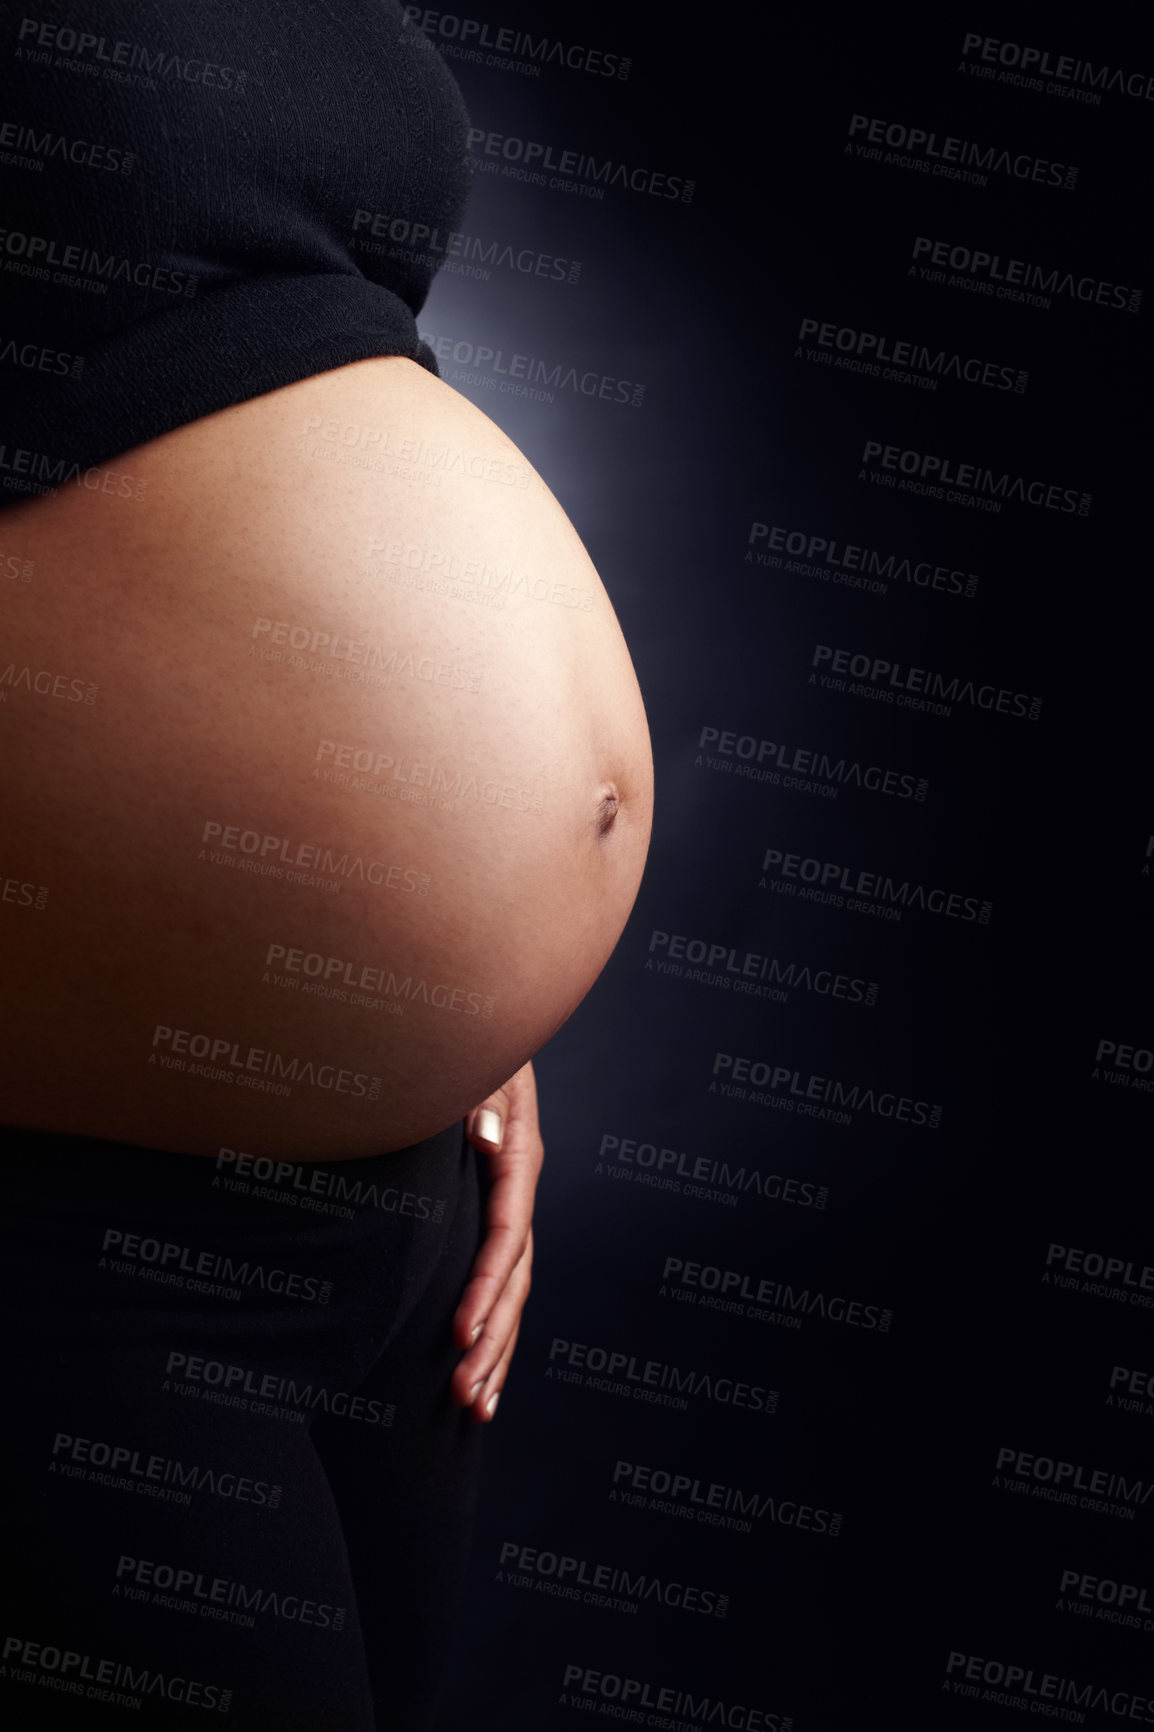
[0,357,653,1159]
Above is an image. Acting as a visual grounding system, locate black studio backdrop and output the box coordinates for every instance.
[418,7,1154,1731]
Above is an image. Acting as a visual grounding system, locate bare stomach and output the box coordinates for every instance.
[0,356,653,1159]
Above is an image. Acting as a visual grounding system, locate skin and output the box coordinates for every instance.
[455,1062,542,1421]
[0,354,654,1423]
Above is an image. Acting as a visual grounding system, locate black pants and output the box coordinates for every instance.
[0,1119,487,1730]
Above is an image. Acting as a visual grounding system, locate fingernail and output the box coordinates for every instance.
[476,1107,501,1144]
[486,1390,500,1418]
[469,1380,484,1402]
[470,1322,483,1344]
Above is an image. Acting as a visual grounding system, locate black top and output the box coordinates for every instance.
[0,0,471,509]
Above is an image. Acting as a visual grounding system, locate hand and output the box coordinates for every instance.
[451,1060,543,1423]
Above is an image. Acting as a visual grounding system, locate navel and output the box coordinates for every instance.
[594,785,620,837]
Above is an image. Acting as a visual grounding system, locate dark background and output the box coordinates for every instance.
[417,7,1154,1730]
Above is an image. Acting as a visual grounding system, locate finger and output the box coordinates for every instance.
[455,1241,528,1378]
[464,1060,540,1162]
[451,1241,531,1405]
[468,1319,521,1423]
[454,1081,542,1350]
[452,1171,537,1351]
[464,1087,509,1152]
[457,1109,534,1336]
[453,1062,542,1350]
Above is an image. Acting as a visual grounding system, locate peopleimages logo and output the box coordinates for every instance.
[114,1554,346,1631]
[797,315,1027,392]
[846,113,1077,189]
[944,1650,1154,1720]
[263,939,495,1019]
[215,1150,444,1222]
[418,329,645,407]
[0,225,197,295]
[696,724,928,800]
[710,1051,942,1130]
[101,1228,332,1305]
[1043,1242,1154,1307]
[745,520,980,598]
[1092,1036,1154,1093]
[759,844,993,926]
[198,818,429,895]
[993,1443,1154,1514]
[559,1663,792,1730]
[0,872,48,910]
[496,1539,728,1617]
[546,1337,778,1414]
[164,1351,396,1426]
[1058,1567,1154,1621]
[661,1254,894,1331]
[149,1024,381,1102]
[859,437,1092,515]
[811,643,1042,722]
[0,455,152,506]
[465,126,693,202]
[910,237,1142,313]
[648,928,879,1007]
[350,211,581,285]
[610,1459,844,1538]
[0,334,86,376]
[51,1432,281,1509]
[1108,1366,1154,1418]
[250,615,482,691]
[959,32,1154,103]
[0,120,135,176]
[0,1636,230,1713]
[0,660,97,703]
[597,1133,831,1212]
[401,8,631,80]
